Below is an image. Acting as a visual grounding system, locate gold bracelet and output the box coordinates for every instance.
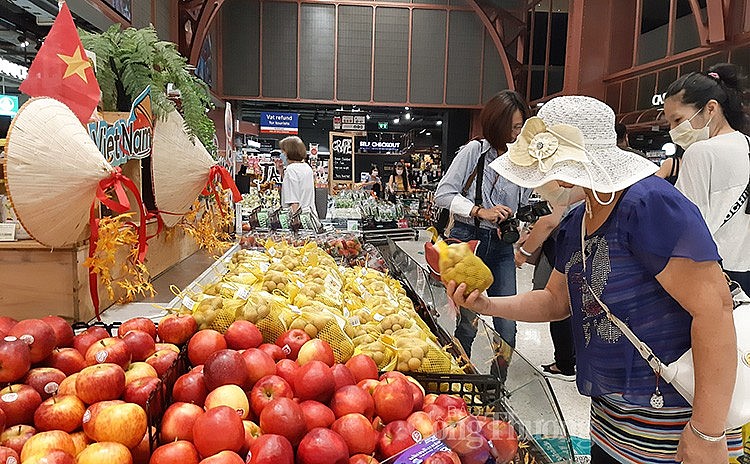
[689,421,725,442]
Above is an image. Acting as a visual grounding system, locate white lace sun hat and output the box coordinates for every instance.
[489,96,658,193]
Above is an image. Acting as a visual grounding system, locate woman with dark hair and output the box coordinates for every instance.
[386,161,412,199]
[434,90,531,353]
[663,63,750,292]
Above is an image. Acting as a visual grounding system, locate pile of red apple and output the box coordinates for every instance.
[150,321,519,464]
[0,313,199,464]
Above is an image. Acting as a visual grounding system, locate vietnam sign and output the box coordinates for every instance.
[261,112,299,134]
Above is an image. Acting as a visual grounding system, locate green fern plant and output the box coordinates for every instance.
[80,25,216,154]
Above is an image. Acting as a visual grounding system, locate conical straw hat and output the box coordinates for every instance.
[152,110,216,227]
[3,98,113,248]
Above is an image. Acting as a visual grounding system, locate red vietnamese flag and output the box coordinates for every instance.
[19,1,100,123]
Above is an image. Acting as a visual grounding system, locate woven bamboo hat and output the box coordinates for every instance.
[3,98,113,247]
[151,111,215,227]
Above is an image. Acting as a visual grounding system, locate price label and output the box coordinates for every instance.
[290,305,302,314]
[234,287,251,300]
[347,220,359,231]
[361,307,371,315]
[343,308,351,318]
[259,262,270,273]
[215,261,228,275]
[355,278,364,286]
[348,316,361,327]
[267,247,277,257]
[373,313,385,322]
[361,268,368,277]
[95,351,108,363]
[0,223,16,242]
[182,296,197,311]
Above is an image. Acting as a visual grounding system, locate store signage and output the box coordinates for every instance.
[358,140,401,153]
[87,87,153,167]
[334,112,366,131]
[329,132,355,184]
[0,95,19,117]
[260,112,299,134]
[309,143,318,157]
[258,161,282,184]
[378,122,388,130]
[0,58,28,81]
[652,92,666,107]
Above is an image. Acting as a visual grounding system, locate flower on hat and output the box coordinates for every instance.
[508,116,589,173]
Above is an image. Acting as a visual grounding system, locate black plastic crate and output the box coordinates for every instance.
[145,345,190,452]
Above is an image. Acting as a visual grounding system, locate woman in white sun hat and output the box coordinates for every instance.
[447,95,741,463]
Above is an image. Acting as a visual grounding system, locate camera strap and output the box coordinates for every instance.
[474,149,487,232]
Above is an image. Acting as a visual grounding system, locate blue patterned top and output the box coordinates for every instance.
[554,176,720,407]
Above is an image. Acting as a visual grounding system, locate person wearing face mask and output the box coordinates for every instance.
[663,63,750,293]
[434,90,532,353]
[358,165,382,198]
[446,95,742,464]
[279,136,318,216]
[387,162,412,199]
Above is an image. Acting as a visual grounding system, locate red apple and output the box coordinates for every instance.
[160,402,203,443]
[70,430,92,456]
[85,337,131,369]
[145,350,179,377]
[423,404,448,423]
[239,420,261,456]
[423,394,438,407]
[188,330,226,367]
[274,359,299,386]
[298,401,335,431]
[274,330,310,360]
[349,455,380,464]
[0,446,19,464]
[75,442,131,464]
[438,415,484,457]
[357,379,380,396]
[406,381,424,413]
[75,363,126,404]
[119,318,157,341]
[241,349,276,388]
[0,318,17,338]
[293,361,335,403]
[172,371,207,406]
[331,413,378,456]
[423,451,461,464]
[0,409,4,434]
[434,395,467,415]
[345,355,379,383]
[41,316,74,348]
[331,364,356,391]
[82,400,125,440]
[157,314,197,345]
[23,368,66,400]
[122,331,156,362]
[246,434,293,464]
[376,420,418,459]
[84,326,110,340]
[224,321,262,351]
[296,428,349,464]
[257,344,285,362]
[8,320,56,364]
[88,402,148,448]
[249,375,293,417]
[0,337,31,384]
[0,425,34,455]
[258,398,305,446]
[205,385,249,419]
[373,378,413,424]
[43,348,86,376]
[123,377,162,410]
[131,429,151,464]
[407,412,435,440]
[481,420,518,462]
[20,431,76,462]
[192,406,245,458]
[330,385,375,419]
[199,450,244,464]
[296,340,334,367]
[155,343,180,354]
[33,394,86,432]
[23,449,76,464]
[73,333,103,358]
[57,374,78,397]
[125,362,158,385]
[0,384,42,426]
[378,371,407,382]
[150,440,200,464]
[203,350,247,391]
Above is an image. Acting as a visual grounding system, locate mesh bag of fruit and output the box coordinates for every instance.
[235,291,288,343]
[345,318,381,340]
[191,296,223,330]
[207,298,243,333]
[375,311,415,336]
[224,272,260,287]
[203,281,255,300]
[354,338,396,371]
[435,239,494,295]
[282,304,355,363]
[392,335,453,374]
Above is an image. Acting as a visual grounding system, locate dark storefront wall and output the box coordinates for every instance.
[218,0,509,107]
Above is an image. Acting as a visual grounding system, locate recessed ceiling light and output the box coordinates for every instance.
[393,118,400,124]
[404,113,411,120]
[436,120,443,126]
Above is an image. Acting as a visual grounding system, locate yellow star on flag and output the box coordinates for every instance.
[57,46,91,83]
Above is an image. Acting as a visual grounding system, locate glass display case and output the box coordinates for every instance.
[381,237,575,464]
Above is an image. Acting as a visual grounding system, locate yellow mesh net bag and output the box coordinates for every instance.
[236,291,288,343]
[192,296,223,330]
[435,240,494,295]
[354,337,396,370]
[393,334,453,374]
[207,298,243,333]
[284,304,355,363]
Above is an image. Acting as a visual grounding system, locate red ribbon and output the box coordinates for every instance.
[88,168,149,321]
[201,165,242,216]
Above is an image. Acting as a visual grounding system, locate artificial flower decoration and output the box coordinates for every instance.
[508,116,589,172]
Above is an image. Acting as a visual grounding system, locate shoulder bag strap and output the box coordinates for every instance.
[720,136,750,228]
[474,149,487,231]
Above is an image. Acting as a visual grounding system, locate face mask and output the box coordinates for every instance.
[280,152,289,166]
[372,171,378,177]
[669,107,712,150]
[396,169,403,175]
